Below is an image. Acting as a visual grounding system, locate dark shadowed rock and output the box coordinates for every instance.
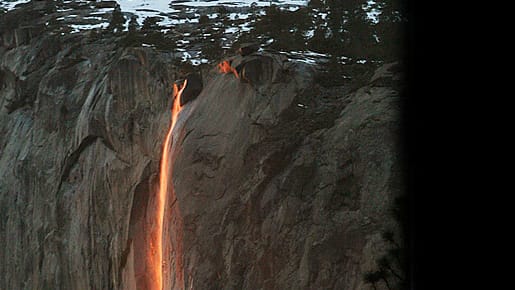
[231,54,279,87]
[238,42,260,56]
[92,1,118,9]
[180,73,203,106]
[239,56,274,86]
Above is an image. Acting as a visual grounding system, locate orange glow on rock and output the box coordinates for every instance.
[218,60,239,78]
[151,79,187,290]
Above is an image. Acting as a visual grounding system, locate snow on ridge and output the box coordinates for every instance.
[116,0,307,25]
[118,0,173,12]
[171,0,308,8]
[70,22,110,33]
[0,0,31,12]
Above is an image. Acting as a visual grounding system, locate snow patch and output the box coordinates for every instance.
[70,23,110,33]
[0,0,31,12]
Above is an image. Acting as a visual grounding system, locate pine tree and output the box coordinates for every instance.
[128,15,139,34]
[108,6,125,34]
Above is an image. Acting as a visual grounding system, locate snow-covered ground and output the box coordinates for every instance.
[113,0,316,65]
[117,0,307,25]
[118,0,306,10]
[3,1,378,66]
[170,0,307,7]
[0,0,31,12]
[117,0,179,25]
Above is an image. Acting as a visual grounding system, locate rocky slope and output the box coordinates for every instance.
[0,2,404,290]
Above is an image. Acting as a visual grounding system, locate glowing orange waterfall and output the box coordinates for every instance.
[151,79,187,290]
[218,60,239,78]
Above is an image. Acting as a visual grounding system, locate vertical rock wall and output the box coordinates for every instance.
[0,9,404,290]
[168,54,403,289]
[0,29,176,289]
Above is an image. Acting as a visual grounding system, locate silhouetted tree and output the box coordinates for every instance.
[199,14,210,25]
[128,15,139,34]
[251,5,311,51]
[136,17,175,51]
[108,6,125,33]
[372,0,407,61]
[118,15,141,47]
[217,5,230,25]
[141,16,161,32]
[325,0,378,58]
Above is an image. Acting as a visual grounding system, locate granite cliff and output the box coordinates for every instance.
[0,2,405,289]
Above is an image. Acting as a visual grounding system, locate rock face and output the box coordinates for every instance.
[179,73,203,106]
[168,54,403,289]
[0,22,177,289]
[0,5,404,290]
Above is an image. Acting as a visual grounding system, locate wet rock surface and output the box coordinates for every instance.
[1,2,405,290]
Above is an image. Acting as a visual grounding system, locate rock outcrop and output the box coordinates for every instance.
[0,3,404,290]
[167,53,403,289]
